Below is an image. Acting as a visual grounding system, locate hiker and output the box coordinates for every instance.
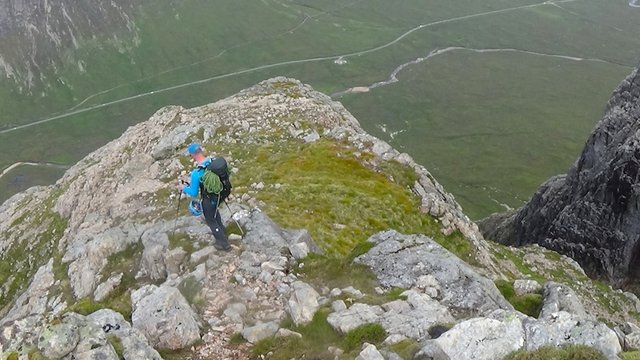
[178,143,231,251]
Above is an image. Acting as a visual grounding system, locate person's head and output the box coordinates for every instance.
[187,143,206,162]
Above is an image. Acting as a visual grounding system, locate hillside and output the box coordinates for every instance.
[2,0,640,218]
[1,78,640,359]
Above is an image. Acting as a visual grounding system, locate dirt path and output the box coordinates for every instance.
[331,46,633,97]
[0,161,70,180]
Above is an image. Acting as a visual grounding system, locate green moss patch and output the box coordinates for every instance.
[252,308,341,360]
[388,339,421,359]
[229,333,246,345]
[295,250,410,306]
[343,323,386,352]
[107,335,125,358]
[622,351,640,360]
[177,275,206,313]
[0,188,69,310]
[490,242,634,321]
[495,280,543,318]
[168,233,196,255]
[4,353,19,360]
[212,137,476,265]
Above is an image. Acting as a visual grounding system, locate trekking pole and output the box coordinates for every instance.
[224,200,244,236]
[171,190,183,239]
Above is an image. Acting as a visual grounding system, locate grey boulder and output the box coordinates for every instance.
[287,281,320,326]
[131,284,201,350]
[524,311,621,360]
[539,281,588,319]
[241,321,279,343]
[327,303,384,334]
[420,310,525,360]
[355,230,512,317]
[37,323,80,359]
[88,309,163,360]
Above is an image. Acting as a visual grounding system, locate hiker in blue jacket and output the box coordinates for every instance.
[179,143,231,251]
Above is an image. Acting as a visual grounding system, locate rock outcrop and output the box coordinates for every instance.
[130,285,201,350]
[355,230,512,317]
[350,231,622,360]
[480,67,640,286]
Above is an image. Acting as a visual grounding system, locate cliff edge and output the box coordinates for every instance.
[480,66,640,287]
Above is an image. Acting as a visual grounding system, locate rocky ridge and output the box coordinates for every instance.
[0,78,639,359]
[480,66,640,287]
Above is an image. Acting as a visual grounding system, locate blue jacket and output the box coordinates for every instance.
[182,158,212,197]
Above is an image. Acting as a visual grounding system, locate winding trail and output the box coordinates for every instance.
[0,162,70,181]
[68,0,365,112]
[0,0,599,136]
[549,2,624,32]
[331,47,633,97]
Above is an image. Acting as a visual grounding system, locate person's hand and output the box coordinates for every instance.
[176,175,190,191]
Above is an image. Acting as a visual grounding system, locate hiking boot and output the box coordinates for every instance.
[213,243,231,251]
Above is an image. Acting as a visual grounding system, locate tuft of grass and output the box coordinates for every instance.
[27,350,46,360]
[345,241,376,263]
[63,281,133,320]
[251,337,303,360]
[495,280,543,318]
[177,275,206,313]
[295,252,390,305]
[504,345,607,360]
[66,298,104,316]
[491,245,546,284]
[342,323,386,352]
[622,351,640,360]
[252,308,341,360]
[168,233,196,255]
[225,221,244,237]
[389,339,421,359]
[229,333,246,345]
[378,159,419,189]
[101,242,143,283]
[107,335,124,358]
[386,287,408,301]
[272,80,302,98]
[157,347,199,360]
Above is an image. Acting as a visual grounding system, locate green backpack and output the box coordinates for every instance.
[198,157,232,202]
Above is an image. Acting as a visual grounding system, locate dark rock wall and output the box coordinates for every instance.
[481,67,640,286]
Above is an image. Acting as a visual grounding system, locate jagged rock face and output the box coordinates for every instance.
[481,67,640,286]
[0,0,140,88]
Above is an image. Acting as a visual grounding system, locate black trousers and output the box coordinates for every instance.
[201,196,229,248]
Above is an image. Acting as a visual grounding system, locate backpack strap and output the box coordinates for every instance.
[196,158,210,197]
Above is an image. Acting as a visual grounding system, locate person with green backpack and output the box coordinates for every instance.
[178,143,232,251]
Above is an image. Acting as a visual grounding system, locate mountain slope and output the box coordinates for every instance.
[1,78,639,359]
[0,0,140,89]
[480,66,640,287]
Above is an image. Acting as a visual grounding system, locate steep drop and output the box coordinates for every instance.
[480,66,640,286]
